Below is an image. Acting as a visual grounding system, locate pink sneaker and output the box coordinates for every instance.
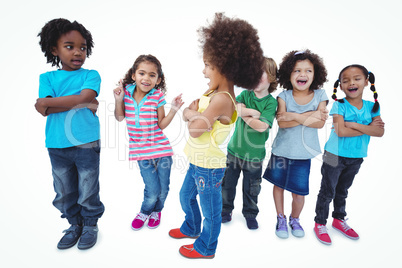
[148,212,161,229]
[314,223,332,245]
[332,218,359,240]
[131,213,149,230]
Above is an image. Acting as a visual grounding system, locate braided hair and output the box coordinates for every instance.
[332,64,379,113]
[122,54,167,94]
[38,18,94,68]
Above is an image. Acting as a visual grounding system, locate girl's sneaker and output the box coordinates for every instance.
[275,214,289,239]
[314,223,332,245]
[148,212,161,229]
[131,213,149,230]
[289,216,305,237]
[332,218,359,240]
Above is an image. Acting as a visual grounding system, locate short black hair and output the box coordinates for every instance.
[38,18,94,67]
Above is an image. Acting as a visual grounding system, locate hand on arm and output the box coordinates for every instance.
[184,94,231,138]
[113,80,126,122]
[237,103,269,132]
[343,116,385,137]
[276,98,328,129]
[35,89,98,116]
[158,94,184,129]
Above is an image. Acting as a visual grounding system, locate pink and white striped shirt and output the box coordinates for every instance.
[124,84,173,161]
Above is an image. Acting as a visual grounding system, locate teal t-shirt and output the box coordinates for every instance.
[39,68,101,148]
[324,99,380,158]
[227,90,277,162]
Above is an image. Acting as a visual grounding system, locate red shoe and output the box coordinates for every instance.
[314,223,332,245]
[168,228,199,239]
[179,244,215,259]
[332,218,359,240]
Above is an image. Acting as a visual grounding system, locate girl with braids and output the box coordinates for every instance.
[35,18,104,250]
[113,54,183,230]
[168,13,264,259]
[313,64,384,245]
[263,49,329,239]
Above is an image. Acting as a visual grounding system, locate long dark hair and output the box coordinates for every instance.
[122,54,166,94]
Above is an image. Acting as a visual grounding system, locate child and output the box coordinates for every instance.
[221,57,278,230]
[113,54,183,230]
[313,65,384,245]
[263,49,329,239]
[35,18,104,250]
[168,13,265,259]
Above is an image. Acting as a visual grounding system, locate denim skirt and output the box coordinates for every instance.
[263,154,311,196]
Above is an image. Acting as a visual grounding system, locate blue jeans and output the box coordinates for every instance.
[222,153,262,218]
[138,156,172,215]
[179,164,225,256]
[314,151,363,225]
[47,140,105,226]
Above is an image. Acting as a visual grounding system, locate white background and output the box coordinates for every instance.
[1,0,401,267]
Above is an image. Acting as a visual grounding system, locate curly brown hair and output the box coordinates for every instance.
[278,49,327,90]
[198,13,264,90]
[122,54,167,94]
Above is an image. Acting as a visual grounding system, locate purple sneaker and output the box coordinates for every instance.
[275,214,289,239]
[147,212,161,229]
[289,216,305,238]
[131,213,149,230]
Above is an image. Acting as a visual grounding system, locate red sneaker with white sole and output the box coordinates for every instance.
[332,218,359,240]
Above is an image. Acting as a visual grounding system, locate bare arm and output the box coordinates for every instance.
[342,116,385,137]
[184,94,234,138]
[237,103,269,132]
[113,82,125,122]
[276,98,328,129]
[158,94,184,129]
[35,89,97,116]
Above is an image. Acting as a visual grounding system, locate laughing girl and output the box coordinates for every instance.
[263,49,329,239]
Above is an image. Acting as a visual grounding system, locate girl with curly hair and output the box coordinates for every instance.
[35,18,104,250]
[168,13,264,259]
[113,54,183,231]
[263,49,329,239]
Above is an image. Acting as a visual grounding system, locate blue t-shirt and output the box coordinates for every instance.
[39,68,101,148]
[324,99,381,158]
[271,89,328,159]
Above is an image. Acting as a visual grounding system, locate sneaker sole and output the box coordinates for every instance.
[275,231,289,239]
[314,230,332,245]
[291,230,305,238]
[332,225,359,240]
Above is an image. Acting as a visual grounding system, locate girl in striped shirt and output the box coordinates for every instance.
[114,54,184,230]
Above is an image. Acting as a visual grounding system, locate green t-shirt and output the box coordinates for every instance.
[227,90,277,162]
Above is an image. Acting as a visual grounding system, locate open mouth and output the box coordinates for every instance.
[297,79,307,85]
[348,87,358,92]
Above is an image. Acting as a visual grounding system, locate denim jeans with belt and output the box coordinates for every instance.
[179,163,225,256]
[314,151,363,225]
[138,156,173,215]
[47,140,105,226]
[222,153,262,219]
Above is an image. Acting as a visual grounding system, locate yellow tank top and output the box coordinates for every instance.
[184,90,238,169]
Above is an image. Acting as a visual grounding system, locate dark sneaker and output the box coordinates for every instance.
[78,225,98,250]
[57,225,83,249]
[246,218,259,230]
[222,212,232,223]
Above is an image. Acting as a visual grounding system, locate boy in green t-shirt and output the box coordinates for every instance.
[222,58,278,229]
